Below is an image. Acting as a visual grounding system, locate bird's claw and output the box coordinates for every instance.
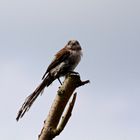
[68,71,79,75]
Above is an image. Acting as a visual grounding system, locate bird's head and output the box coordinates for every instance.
[66,40,82,51]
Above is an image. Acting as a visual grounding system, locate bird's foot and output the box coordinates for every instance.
[68,71,79,75]
[58,78,63,85]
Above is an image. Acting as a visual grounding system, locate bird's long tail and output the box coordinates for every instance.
[16,74,54,121]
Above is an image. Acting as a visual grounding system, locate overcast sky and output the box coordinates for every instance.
[0,0,140,140]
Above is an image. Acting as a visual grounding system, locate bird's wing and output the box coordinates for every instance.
[42,47,70,79]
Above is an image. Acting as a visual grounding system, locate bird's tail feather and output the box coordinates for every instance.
[16,74,54,121]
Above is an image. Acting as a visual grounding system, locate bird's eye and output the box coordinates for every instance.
[75,41,79,45]
[68,41,71,45]
[73,41,79,46]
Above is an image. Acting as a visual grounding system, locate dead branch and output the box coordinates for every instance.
[38,74,89,140]
[53,92,77,136]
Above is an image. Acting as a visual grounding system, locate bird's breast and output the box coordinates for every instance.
[68,50,82,70]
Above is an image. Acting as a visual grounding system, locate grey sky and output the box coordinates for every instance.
[0,0,140,140]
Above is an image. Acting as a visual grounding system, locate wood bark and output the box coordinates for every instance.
[38,74,89,140]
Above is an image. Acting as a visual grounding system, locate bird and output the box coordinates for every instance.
[16,40,82,121]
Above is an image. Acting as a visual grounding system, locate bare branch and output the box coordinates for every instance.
[38,74,89,140]
[53,93,77,136]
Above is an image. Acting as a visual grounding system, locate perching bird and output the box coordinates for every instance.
[16,40,82,121]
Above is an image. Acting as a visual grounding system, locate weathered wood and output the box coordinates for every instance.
[38,74,89,140]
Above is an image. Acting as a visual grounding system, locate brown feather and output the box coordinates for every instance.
[42,47,70,79]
